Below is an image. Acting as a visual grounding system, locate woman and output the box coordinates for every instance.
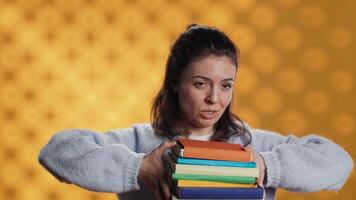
[39,24,353,200]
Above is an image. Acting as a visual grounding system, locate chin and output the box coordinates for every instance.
[196,119,217,128]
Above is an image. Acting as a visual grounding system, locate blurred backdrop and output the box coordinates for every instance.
[0,0,355,199]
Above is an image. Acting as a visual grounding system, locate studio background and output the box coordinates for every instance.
[0,0,355,199]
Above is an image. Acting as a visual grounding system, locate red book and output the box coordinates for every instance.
[172,138,252,162]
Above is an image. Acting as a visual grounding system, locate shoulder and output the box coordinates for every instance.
[109,123,166,152]
[229,120,254,146]
[132,123,155,134]
[108,123,153,135]
[133,123,165,140]
[229,121,286,149]
[232,120,285,139]
[111,123,163,140]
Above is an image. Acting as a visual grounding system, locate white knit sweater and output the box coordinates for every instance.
[38,123,353,200]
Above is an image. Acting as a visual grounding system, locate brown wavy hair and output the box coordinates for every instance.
[150,24,251,145]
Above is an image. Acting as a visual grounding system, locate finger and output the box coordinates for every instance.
[162,141,177,149]
[160,179,171,200]
[257,168,265,187]
[157,180,167,200]
[155,191,161,200]
[147,179,159,200]
[156,141,177,155]
[243,146,257,161]
[147,177,159,195]
[257,177,263,187]
[154,182,165,200]
[243,146,253,152]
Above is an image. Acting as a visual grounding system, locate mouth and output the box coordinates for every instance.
[200,110,218,119]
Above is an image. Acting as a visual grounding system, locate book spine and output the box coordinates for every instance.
[177,158,256,168]
[184,147,252,162]
[172,173,256,184]
[175,164,259,177]
[179,187,264,199]
[177,180,257,188]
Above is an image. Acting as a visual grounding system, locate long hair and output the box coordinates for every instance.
[150,24,251,145]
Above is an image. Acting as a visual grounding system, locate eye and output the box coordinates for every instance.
[222,83,232,90]
[194,82,206,88]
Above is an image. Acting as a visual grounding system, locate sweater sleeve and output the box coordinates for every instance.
[251,129,354,192]
[38,124,163,193]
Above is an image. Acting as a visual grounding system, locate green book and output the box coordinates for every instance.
[172,173,256,184]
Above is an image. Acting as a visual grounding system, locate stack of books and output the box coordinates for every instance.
[165,138,264,199]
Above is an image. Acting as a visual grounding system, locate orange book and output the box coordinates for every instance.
[173,138,252,162]
[177,180,257,188]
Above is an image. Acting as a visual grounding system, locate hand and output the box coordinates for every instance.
[138,141,176,200]
[243,146,266,187]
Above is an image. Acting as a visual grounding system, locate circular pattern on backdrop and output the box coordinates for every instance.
[235,105,261,128]
[77,7,104,29]
[230,23,257,52]
[273,0,299,8]
[0,45,22,66]
[274,25,303,51]
[249,3,278,31]
[0,85,22,107]
[303,91,330,114]
[276,67,306,94]
[249,45,281,73]
[235,64,259,95]
[227,0,255,13]
[0,6,20,28]
[299,5,326,28]
[33,7,62,30]
[252,87,283,115]
[301,48,328,71]
[328,27,352,49]
[329,69,354,92]
[332,113,354,136]
[1,28,17,46]
[278,110,308,135]
[200,5,233,29]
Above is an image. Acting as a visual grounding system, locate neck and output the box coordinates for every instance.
[187,126,214,136]
[176,119,215,136]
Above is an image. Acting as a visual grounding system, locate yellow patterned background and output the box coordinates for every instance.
[0,0,355,199]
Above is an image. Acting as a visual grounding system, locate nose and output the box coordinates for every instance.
[205,87,218,104]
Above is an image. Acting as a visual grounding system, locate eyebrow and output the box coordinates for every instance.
[192,75,234,82]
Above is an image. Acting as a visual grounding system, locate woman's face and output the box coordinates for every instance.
[176,55,236,133]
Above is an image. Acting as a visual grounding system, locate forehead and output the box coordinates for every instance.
[182,55,236,79]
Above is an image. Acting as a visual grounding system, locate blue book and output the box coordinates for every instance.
[176,186,264,199]
[176,157,256,168]
[168,151,256,168]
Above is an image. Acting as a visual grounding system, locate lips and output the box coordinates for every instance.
[200,110,218,119]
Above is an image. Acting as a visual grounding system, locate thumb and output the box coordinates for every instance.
[156,141,177,155]
[243,145,253,153]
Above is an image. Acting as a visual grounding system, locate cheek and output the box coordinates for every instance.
[221,92,233,107]
[179,88,205,111]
